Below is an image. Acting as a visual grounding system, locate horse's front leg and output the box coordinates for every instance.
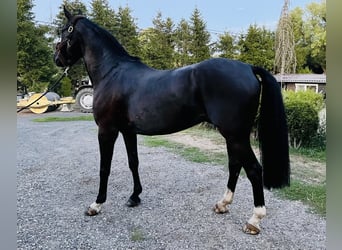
[122,131,142,207]
[87,127,118,216]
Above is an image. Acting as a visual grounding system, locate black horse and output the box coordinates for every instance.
[55,7,290,235]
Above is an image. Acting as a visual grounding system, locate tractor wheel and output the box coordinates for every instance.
[75,88,93,113]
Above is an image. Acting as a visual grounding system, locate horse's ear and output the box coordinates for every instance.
[77,9,83,15]
[63,6,73,20]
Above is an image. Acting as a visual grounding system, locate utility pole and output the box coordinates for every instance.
[274,0,297,88]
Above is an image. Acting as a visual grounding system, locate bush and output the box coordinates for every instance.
[59,77,72,97]
[283,90,324,149]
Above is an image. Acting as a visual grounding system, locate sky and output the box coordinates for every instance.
[32,0,318,35]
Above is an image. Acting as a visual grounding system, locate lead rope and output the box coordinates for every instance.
[17,67,69,113]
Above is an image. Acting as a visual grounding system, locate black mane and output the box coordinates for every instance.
[80,17,140,61]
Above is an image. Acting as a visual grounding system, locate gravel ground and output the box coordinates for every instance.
[17,110,326,250]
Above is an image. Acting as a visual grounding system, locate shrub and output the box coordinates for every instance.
[59,77,72,97]
[283,90,324,149]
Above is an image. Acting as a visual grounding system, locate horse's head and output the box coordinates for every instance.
[54,6,84,67]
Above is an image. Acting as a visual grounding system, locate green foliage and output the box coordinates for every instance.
[174,18,192,66]
[139,12,176,69]
[237,24,275,71]
[216,32,238,59]
[90,0,116,32]
[17,0,58,93]
[33,115,94,122]
[59,77,72,97]
[275,179,326,216]
[139,8,211,68]
[115,6,141,57]
[189,8,211,64]
[283,90,324,112]
[144,136,227,165]
[289,1,326,73]
[283,90,324,148]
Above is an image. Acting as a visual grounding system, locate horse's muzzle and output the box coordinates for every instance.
[54,51,67,67]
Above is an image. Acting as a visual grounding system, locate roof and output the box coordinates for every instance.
[273,74,326,83]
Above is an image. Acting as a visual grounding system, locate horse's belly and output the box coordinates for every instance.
[131,108,206,135]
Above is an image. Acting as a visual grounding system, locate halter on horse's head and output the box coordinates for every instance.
[54,7,84,67]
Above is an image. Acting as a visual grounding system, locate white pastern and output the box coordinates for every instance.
[247,206,266,230]
[214,189,234,213]
[89,202,103,213]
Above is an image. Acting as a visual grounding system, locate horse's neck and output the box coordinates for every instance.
[82,40,126,87]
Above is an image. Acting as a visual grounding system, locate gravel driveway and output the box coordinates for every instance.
[17,111,326,249]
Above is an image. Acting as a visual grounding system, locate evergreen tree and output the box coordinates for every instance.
[189,8,210,64]
[174,18,192,67]
[17,0,58,92]
[139,12,175,69]
[138,28,160,68]
[90,0,116,33]
[215,32,237,59]
[115,6,141,57]
[238,24,275,71]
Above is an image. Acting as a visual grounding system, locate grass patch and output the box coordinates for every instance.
[289,147,326,163]
[144,136,227,166]
[32,115,94,122]
[130,227,145,242]
[275,180,326,216]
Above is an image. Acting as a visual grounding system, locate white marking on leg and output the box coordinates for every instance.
[247,206,266,230]
[214,189,234,213]
[89,202,102,214]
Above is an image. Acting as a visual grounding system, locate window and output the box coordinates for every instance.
[295,84,318,93]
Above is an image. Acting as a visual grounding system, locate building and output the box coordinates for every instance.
[273,74,326,95]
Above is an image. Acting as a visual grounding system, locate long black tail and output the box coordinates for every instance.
[252,66,290,189]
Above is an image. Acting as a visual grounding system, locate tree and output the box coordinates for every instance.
[289,0,326,73]
[174,18,192,67]
[237,25,275,71]
[17,0,58,92]
[115,6,141,57]
[139,12,175,69]
[215,32,237,59]
[189,8,211,64]
[54,0,88,33]
[305,0,326,73]
[90,0,116,33]
[289,7,311,73]
[274,0,297,76]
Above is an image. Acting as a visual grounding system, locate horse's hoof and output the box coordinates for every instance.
[213,203,229,214]
[126,197,141,207]
[242,223,260,235]
[85,207,100,216]
[85,202,102,216]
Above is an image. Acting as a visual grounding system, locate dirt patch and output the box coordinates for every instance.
[163,133,225,153]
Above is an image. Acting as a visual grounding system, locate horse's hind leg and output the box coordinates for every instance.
[122,131,142,207]
[214,135,266,234]
[242,158,266,235]
[87,128,119,216]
